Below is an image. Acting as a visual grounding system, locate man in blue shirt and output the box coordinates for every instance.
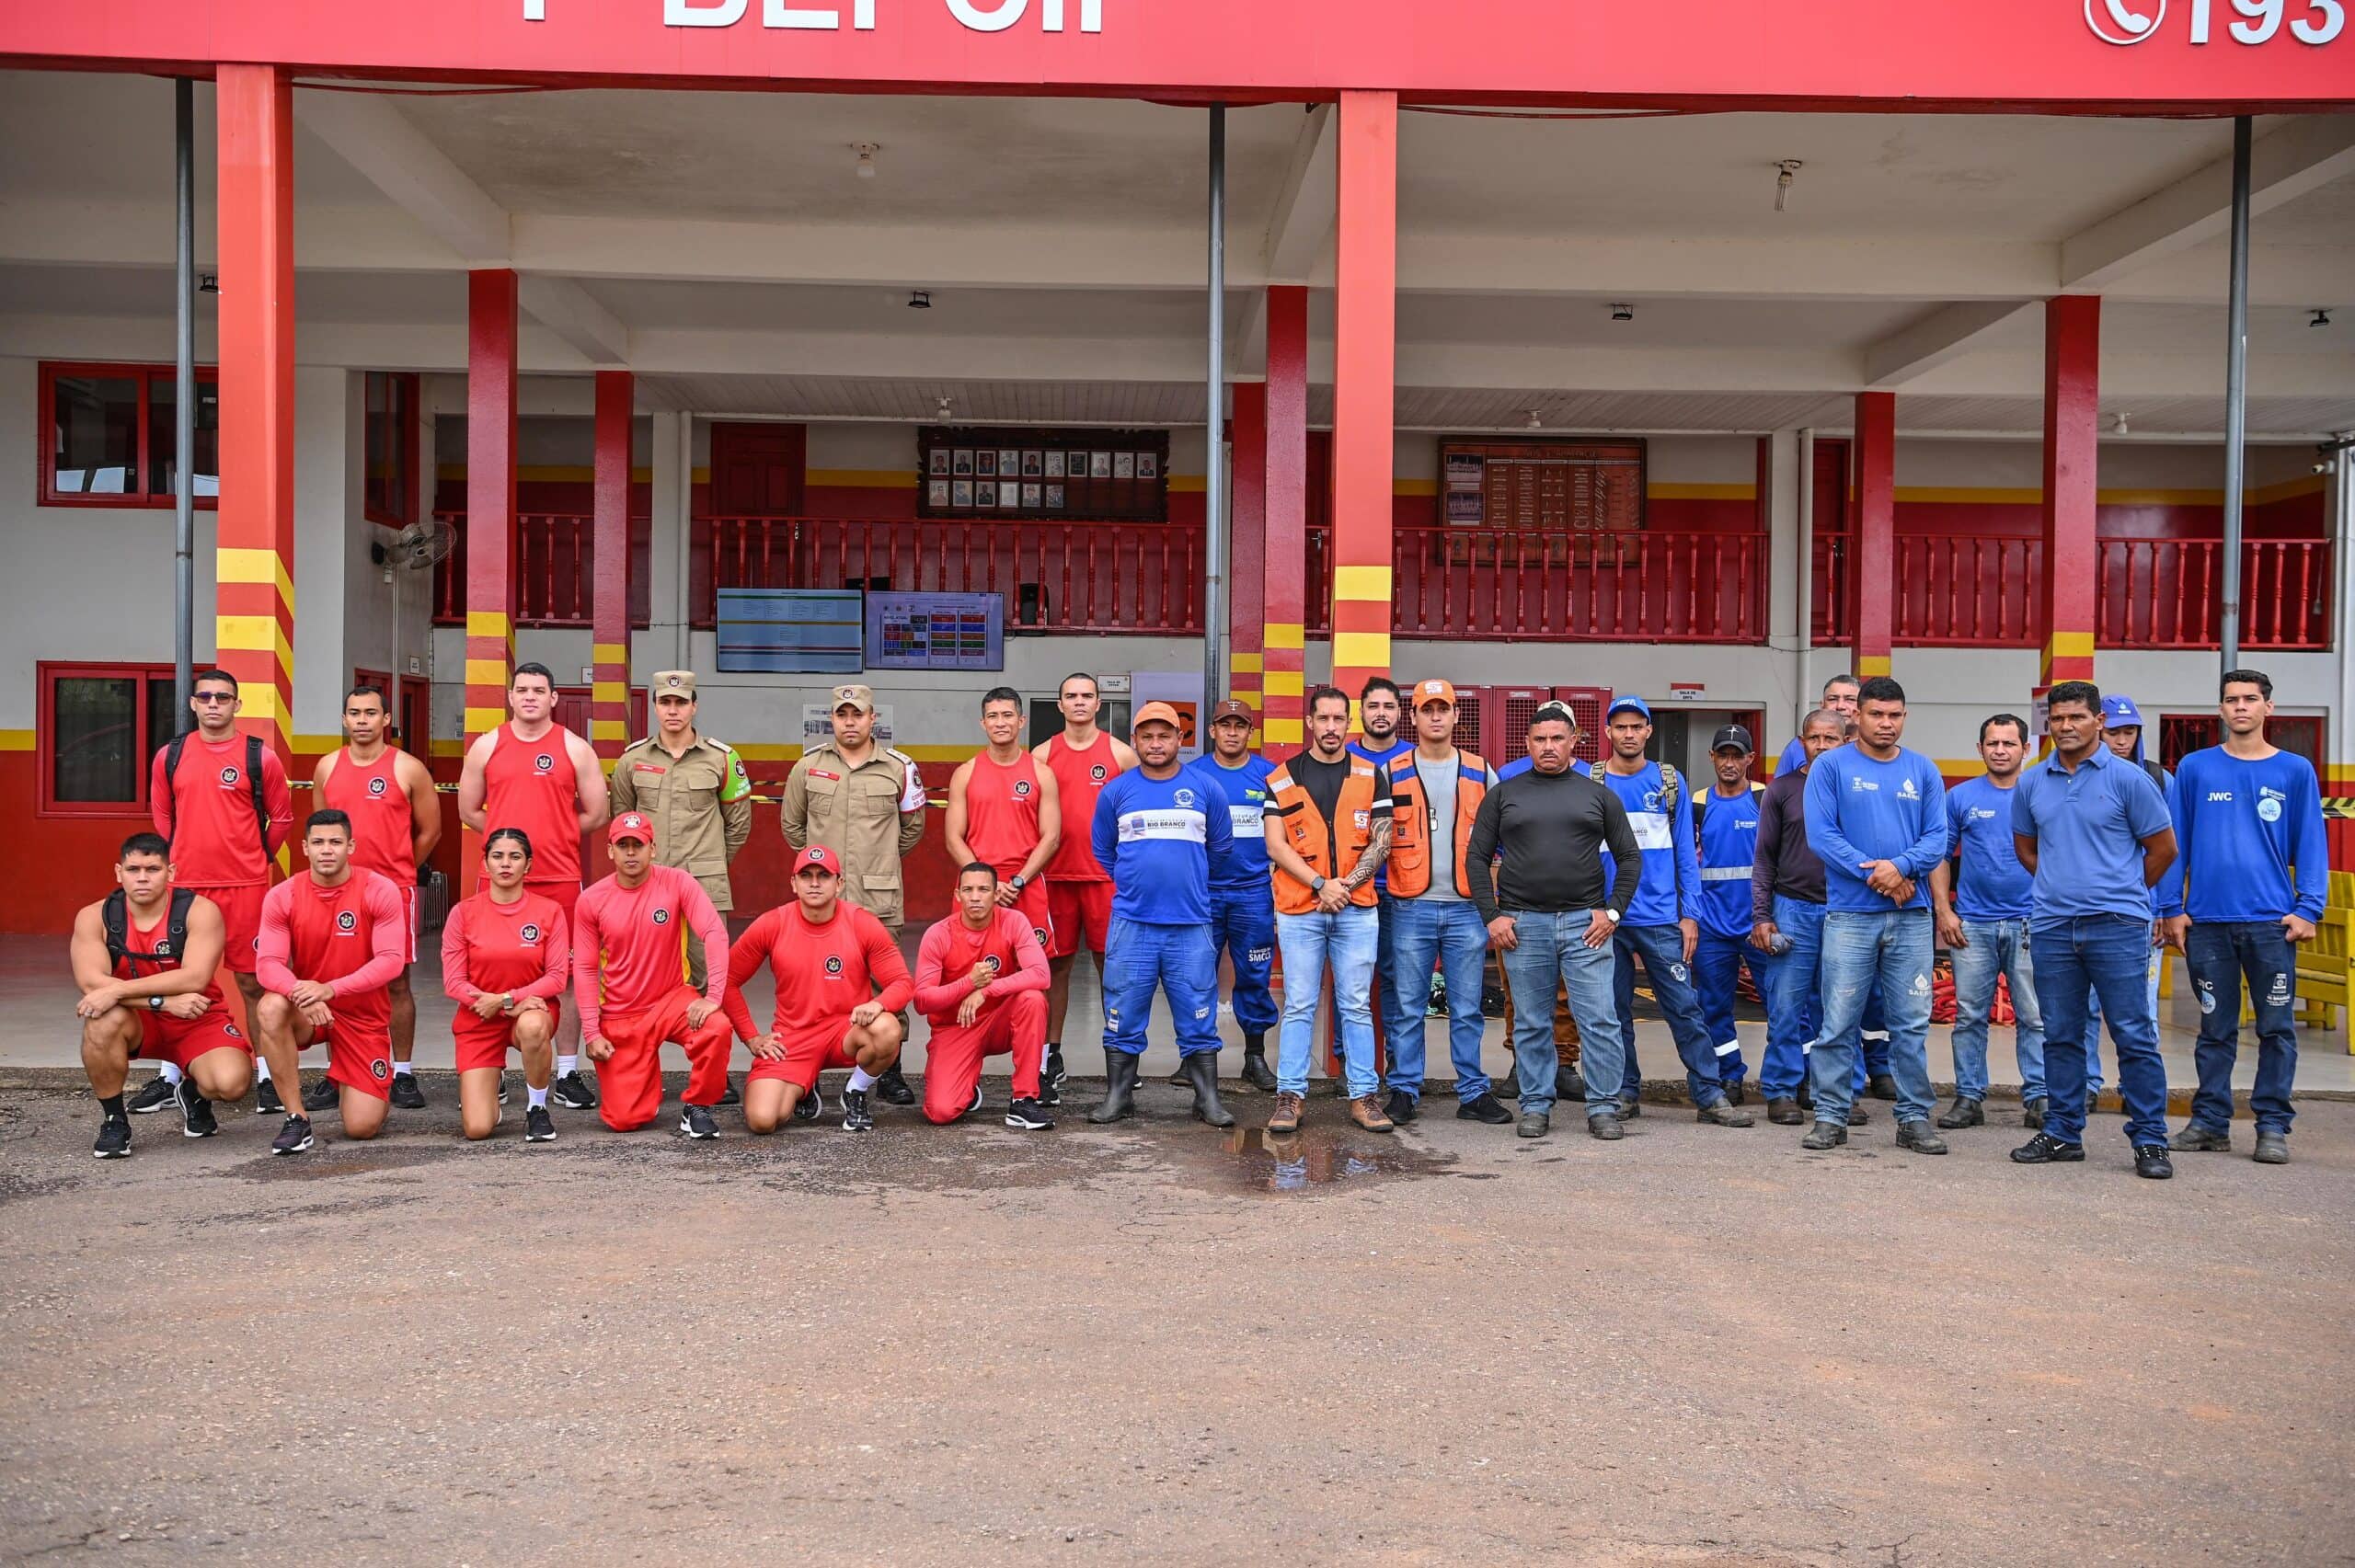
[1348,677,1412,1094]
[1201,698,1280,1093]
[1775,672,1858,777]
[2160,668,2328,1165]
[2008,681,2177,1179]
[1086,702,1235,1129]
[1692,725,1766,1104]
[1928,713,2044,1129]
[1799,675,1949,1153]
[1595,696,1753,1126]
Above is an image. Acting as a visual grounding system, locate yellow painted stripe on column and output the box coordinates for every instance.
[1856,654,1893,677]
[1264,623,1305,651]
[214,615,293,667]
[1334,565,1392,601]
[592,681,627,703]
[1264,670,1304,697]
[1332,631,1391,669]
[2044,630,2097,658]
[464,705,511,733]
[1229,652,1263,674]
[233,685,291,727]
[1264,718,1304,744]
[216,547,294,607]
[465,610,513,638]
[591,642,629,664]
[592,719,627,741]
[465,658,515,687]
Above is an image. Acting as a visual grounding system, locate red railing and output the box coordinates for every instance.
[1812,531,2331,650]
[431,510,651,629]
[697,516,1202,635]
[1310,524,1767,643]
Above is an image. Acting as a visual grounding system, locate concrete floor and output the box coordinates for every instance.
[3,1087,2349,1563]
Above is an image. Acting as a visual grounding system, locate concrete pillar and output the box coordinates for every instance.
[1764,428,1804,748]
[1262,286,1310,759]
[213,63,297,777]
[592,369,634,761]
[1228,380,1267,736]
[1851,391,1897,681]
[462,269,520,889]
[1328,88,1398,727]
[2039,294,2102,690]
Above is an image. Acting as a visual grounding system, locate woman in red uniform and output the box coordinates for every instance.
[441,828,569,1143]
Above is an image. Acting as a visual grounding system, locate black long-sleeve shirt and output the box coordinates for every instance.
[1465,765,1641,922]
[1751,766,1827,921]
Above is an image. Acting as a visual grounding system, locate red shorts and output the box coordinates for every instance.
[747,1022,862,1092]
[128,1009,253,1071]
[303,1015,395,1101]
[1047,879,1112,958]
[452,998,562,1074]
[1005,876,1055,955]
[396,884,419,965]
[186,883,266,975]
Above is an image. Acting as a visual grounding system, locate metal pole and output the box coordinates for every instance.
[1201,104,1228,724]
[2219,114,2251,674]
[173,77,197,730]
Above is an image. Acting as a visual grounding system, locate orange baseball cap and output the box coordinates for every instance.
[793,845,842,876]
[607,812,655,845]
[1413,679,1457,709]
[1132,701,1184,730]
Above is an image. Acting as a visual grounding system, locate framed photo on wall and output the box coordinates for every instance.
[916,427,1172,522]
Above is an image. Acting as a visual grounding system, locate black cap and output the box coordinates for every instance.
[1710,724,1754,754]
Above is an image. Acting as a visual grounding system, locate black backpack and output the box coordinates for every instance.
[103,887,197,975]
[161,733,270,860]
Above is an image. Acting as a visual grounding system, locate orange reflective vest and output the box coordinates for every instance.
[1265,757,1383,915]
[1384,749,1491,898]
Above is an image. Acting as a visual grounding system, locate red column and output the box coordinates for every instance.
[1328,89,1398,727]
[1262,285,1310,759]
[2039,295,2101,689]
[1851,391,1896,680]
[1228,380,1267,738]
[462,269,520,891]
[592,370,635,761]
[213,64,295,789]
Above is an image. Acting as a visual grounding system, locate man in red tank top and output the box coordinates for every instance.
[1031,671,1140,1097]
[945,687,1060,956]
[143,668,293,1113]
[913,864,1054,1129]
[252,811,411,1155]
[71,832,254,1159]
[458,661,609,1110]
[316,683,442,1112]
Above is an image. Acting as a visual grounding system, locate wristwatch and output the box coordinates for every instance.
[1602,909,1622,924]
[147,995,166,1012]
[1009,874,1028,893]
[1310,875,1327,895]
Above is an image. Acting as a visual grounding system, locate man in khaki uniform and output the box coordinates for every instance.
[781,683,928,1104]
[608,670,753,988]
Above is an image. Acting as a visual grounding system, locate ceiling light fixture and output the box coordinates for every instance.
[2110,411,2131,435]
[2313,308,2333,328]
[908,290,932,310]
[1524,409,1544,429]
[936,396,953,422]
[1609,303,1634,323]
[852,142,879,179]
[1773,159,1803,212]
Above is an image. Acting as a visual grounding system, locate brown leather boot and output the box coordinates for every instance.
[1349,1093,1396,1134]
[1267,1092,1304,1134]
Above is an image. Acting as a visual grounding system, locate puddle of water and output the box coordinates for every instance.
[1184,1123,1456,1195]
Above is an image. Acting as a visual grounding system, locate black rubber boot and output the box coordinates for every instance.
[1086,1051,1139,1125]
[1240,1034,1277,1091]
[1168,1051,1209,1088]
[1181,1053,1235,1129]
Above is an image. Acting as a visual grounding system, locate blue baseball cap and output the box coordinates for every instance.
[2102,694,2146,729]
[1606,694,1652,721]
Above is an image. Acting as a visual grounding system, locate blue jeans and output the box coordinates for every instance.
[1275,905,1380,1097]
[1612,923,1733,1108]
[1373,894,1407,1077]
[1383,898,1493,1103]
[1948,917,2047,1103]
[1693,929,1763,1086]
[1497,910,1622,1116]
[1811,909,1936,1126]
[2030,914,2168,1147]
[2083,946,2162,1092]
[1761,897,1821,1100]
[2185,921,2300,1137]
[1210,885,1279,1036]
[1102,917,1220,1060]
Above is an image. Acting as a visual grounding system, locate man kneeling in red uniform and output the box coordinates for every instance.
[725,845,912,1134]
[916,862,1054,1129]
[573,812,734,1138]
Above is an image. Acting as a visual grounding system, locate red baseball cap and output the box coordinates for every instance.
[792,845,841,877]
[607,812,655,845]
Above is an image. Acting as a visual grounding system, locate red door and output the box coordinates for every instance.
[709,421,806,517]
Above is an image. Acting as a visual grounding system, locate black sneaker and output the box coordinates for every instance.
[126,1076,178,1115]
[794,1085,823,1122]
[872,1067,916,1106]
[840,1088,875,1132]
[2133,1144,2175,1180]
[1454,1093,1512,1125]
[270,1114,314,1156]
[524,1104,557,1143]
[302,1075,339,1113]
[93,1116,132,1160]
[1040,1049,1066,1107]
[2009,1131,2085,1164]
[497,1073,510,1104]
[679,1104,719,1140]
[1383,1089,1419,1125]
[966,1082,984,1120]
[717,1077,741,1108]
[177,1076,218,1139]
[1005,1097,1054,1130]
[389,1072,426,1110]
[255,1077,284,1116]
[551,1070,598,1110]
